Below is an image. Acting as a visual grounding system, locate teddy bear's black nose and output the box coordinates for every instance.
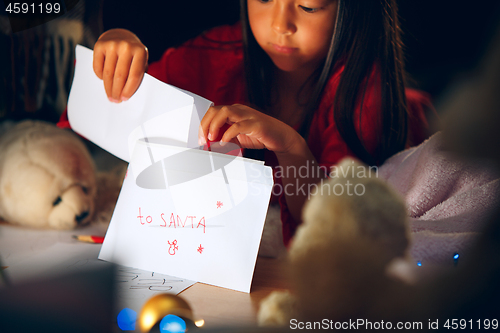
[76,211,89,224]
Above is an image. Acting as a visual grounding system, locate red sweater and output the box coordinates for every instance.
[60,22,431,246]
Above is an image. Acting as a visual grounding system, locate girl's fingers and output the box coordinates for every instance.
[93,48,105,80]
[199,106,221,144]
[207,106,233,141]
[200,104,296,152]
[208,105,250,141]
[92,29,148,103]
[111,53,133,102]
[200,104,258,145]
[221,119,267,149]
[221,119,253,143]
[198,125,207,146]
[121,50,148,101]
[102,51,119,101]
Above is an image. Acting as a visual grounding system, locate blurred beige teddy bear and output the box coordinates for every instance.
[258,158,411,325]
[0,120,96,229]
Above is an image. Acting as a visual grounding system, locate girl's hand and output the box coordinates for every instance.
[199,104,303,155]
[201,104,327,225]
[201,104,322,224]
[93,29,148,103]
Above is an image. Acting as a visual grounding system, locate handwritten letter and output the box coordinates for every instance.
[67,45,274,293]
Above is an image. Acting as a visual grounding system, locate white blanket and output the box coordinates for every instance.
[380,132,500,266]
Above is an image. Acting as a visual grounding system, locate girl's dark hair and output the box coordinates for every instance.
[240,0,408,166]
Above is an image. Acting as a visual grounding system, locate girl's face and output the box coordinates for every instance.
[248,0,338,74]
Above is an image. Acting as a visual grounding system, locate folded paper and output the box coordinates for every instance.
[67,45,274,292]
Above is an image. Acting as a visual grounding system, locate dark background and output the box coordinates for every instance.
[2,0,499,122]
[101,0,500,102]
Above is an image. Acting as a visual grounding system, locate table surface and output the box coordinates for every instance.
[179,256,290,329]
[0,220,290,329]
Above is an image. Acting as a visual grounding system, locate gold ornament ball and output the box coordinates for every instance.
[138,294,194,332]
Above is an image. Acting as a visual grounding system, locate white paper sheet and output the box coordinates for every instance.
[4,241,195,317]
[0,221,108,266]
[68,45,274,293]
[68,45,212,162]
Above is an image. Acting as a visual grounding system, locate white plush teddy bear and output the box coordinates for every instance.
[0,120,97,229]
[258,158,410,325]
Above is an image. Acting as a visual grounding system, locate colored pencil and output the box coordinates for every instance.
[72,235,105,244]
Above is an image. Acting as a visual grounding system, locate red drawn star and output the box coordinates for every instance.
[216,201,223,209]
[197,244,204,254]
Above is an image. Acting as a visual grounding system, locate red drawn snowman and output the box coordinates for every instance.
[167,240,178,255]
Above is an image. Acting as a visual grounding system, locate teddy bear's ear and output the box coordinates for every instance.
[337,157,364,168]
[328,157,375,181]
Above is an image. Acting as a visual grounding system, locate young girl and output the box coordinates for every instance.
[87,0,430,246]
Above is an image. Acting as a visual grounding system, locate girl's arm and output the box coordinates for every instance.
[93,29,149,103]
[274,137,325,223]
[200,104,326,223]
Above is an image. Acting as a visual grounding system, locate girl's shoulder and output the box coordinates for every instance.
[147,22,246,106]
[183,22,243,49]
[321,64,432,148]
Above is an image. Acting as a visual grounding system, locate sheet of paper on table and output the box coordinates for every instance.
[4,241,195,316]
[67,45,274,293]
[0,221,109,266]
